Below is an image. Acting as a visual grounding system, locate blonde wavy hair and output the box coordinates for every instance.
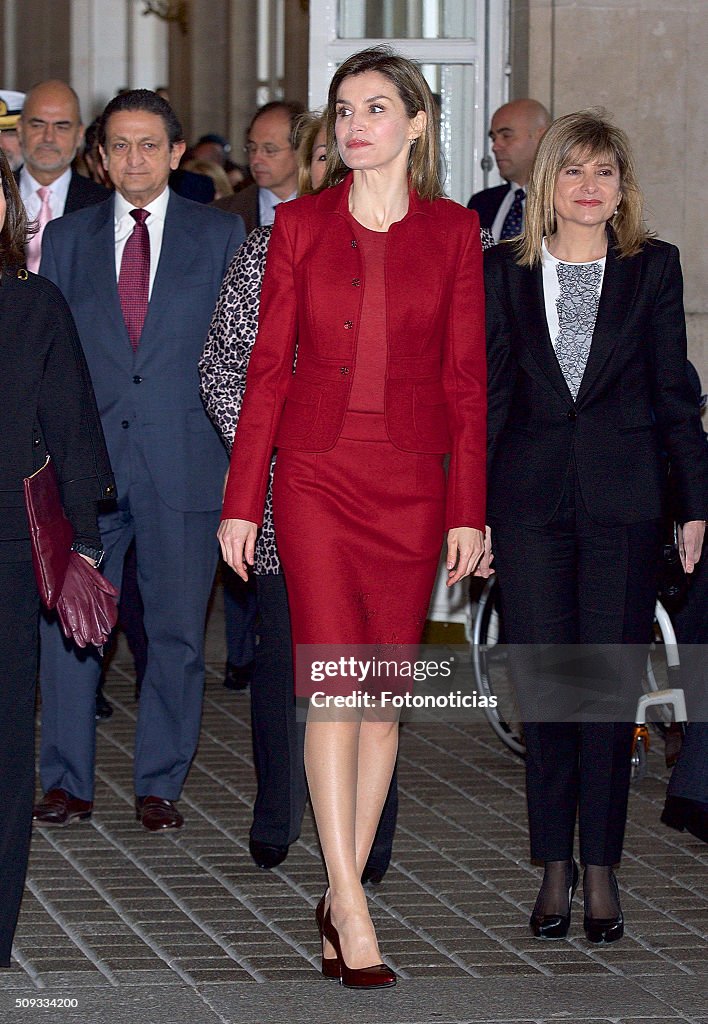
[294,112,326,196]
[516,108,652,267]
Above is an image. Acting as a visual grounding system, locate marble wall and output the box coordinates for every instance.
[512,0,708,385]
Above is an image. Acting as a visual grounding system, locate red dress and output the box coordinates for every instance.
[272,218,445,649]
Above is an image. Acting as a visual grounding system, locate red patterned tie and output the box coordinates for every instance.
[118,209,150,351]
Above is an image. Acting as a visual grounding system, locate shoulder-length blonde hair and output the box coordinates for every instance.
[294,112,326,196]
[318,45,443,202]
[516,108,651,267]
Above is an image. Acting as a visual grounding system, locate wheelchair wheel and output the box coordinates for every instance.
[470,577,525,758]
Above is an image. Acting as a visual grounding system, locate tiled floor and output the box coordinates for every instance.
[1,589,706,1023]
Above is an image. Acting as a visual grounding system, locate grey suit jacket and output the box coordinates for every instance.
[40,190,245,512]
[212,182,259,233]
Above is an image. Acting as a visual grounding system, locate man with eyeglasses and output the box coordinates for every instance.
[214,100,303,232]
[16,80,108,272]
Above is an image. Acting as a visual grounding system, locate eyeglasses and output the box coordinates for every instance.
[243,142,292,157]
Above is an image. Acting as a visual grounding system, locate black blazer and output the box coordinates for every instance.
[485,238,708,527]
[0,269,114,560]
[14,167,108,214]
[467,183,512,230]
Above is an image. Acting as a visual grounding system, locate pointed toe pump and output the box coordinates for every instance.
[322,909,396,989]
[530,859,579,939]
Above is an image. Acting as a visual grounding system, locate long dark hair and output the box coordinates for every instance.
[0,147,31,270]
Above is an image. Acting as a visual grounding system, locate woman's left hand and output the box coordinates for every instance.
[446,527,484,586]
[678,520,706,573]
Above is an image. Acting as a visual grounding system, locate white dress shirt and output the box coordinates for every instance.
[258,186,297,227]
[113,187,170,299]
[19,165,72,220]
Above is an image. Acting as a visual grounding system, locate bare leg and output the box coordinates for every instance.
[305,712,398,968]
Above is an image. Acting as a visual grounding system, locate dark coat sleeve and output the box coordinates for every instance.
[36,281,115,545]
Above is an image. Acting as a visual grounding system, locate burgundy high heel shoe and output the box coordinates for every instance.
[315,893,340,980]
[322,909,396,989]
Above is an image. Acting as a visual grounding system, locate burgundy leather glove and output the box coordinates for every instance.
[55,552,118,648]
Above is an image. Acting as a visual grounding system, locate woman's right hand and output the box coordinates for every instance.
[217,518,258,581]
[473,525,495,578]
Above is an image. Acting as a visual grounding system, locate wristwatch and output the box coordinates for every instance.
[71,541,105,569]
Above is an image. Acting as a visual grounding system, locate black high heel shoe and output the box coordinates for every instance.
[529,859,579,939]
[583,869,624,944]
[315,892,340,980]
[322,909,396,989]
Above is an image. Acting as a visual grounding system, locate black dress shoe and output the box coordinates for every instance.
[583,869,624,944]
[95,687,113,720]
[249,838,288,869]
[661,795,708,843]
[361,862,387,885]
[135,796,184,832]
[530,860,579,939]
[223,660,254,691]
[33,789,93,827]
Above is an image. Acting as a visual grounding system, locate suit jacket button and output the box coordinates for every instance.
[351,239,357,248]
[105,484,115,496]
[344,320,353,330]
[339,366,350,374]
[567,409,577,421]
[133,375,143,384]
[351,278,360,287]
[121,420,130,429]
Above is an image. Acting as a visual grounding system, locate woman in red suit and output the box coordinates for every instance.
[219,46,486,988]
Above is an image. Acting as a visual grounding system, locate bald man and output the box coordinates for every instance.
[16,80,107,270]
[467,98,550,241]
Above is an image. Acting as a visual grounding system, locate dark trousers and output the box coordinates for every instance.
[252,573,397,865]
[223,564,257,669]
[0,562,39,965]
[492,472,661,865]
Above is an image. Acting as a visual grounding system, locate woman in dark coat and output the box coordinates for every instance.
[0,150,114,966]
[480,109,707,943]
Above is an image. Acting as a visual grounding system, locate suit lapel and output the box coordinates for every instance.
[514,262,573,402]
[575,245,642,405]
[139,192,196,343]
[86,198,130,344]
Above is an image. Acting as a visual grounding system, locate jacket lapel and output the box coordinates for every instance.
[138,192,197,344]
[514,262,573,402]
[86,198,130,344]
[575,245,642,405]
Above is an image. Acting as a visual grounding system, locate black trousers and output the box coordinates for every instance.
[492,472,661,865]
[251,573,397,864]
[0,561,39,965]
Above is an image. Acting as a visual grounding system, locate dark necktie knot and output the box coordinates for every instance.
[515,188,525,201]
[130,208,149,226]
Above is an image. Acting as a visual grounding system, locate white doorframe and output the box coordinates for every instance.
[307,0,509,205]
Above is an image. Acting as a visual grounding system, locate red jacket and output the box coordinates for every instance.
[222,174,487,531]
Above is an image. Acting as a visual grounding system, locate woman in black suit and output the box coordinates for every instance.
[480,109,707,943]
[0,149,114,966]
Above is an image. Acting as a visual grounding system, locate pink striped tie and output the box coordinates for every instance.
[26,186,53,273]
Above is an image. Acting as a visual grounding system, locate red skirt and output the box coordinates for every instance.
[272,430,446,648]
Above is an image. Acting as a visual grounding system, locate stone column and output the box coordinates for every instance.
[518,0,707,383]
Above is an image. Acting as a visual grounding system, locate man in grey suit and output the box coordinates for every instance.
[213,100,302,232]
[16,80,108,270]
[33,90,245,832]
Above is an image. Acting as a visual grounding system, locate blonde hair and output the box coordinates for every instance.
[318,45,443,202]
[294,112,326,196]
[183,158,233,198]
[516,108,651,267]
